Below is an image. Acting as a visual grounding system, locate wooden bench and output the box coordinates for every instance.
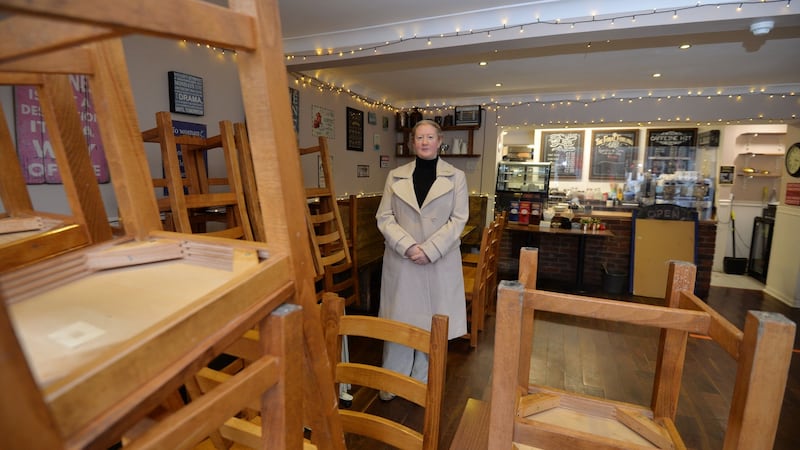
[338,194,384,310]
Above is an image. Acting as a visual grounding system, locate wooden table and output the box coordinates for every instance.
[505,223,614,291]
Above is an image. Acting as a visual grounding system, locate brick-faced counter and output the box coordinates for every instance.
[498,211,716,299]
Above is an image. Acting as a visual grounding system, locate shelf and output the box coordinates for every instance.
[737,173,781,178]
[648,156,691,160]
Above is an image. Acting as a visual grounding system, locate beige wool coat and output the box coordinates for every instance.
[376,158,468,340]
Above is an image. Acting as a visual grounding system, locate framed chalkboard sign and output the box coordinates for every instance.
[589,129,638,181]
[168,71,204,116]
[541,131,583,179]
[645,128,697,175]
[346,107,364,151]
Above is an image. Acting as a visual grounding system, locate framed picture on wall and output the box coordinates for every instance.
[541,130,583,179]
[357,164,370,178]
[589,129,638,181]
[346,107,364,151]
[368,111,377,125]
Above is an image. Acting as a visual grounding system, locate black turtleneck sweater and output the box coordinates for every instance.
[413,156,438,207]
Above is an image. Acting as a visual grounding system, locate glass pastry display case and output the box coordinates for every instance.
[495,162,551,222]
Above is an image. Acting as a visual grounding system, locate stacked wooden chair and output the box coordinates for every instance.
[0,1,347,449]
[300,137,358,307]
[0,73,114,272]
[482,247,795,449]
[461,212,503,347]
[142,111,254,240]
[321,294,448,450]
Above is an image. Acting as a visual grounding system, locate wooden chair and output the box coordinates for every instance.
[484,247,795,450]
[0,73,114,272]
[142,111,253,240]
[484,211,506,316]
[300,137,357,306]
[321,294,448,450]
[461,224,493,348]
[0,1,348,449]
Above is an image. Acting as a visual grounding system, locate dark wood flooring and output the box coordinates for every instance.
[342,279,800,450]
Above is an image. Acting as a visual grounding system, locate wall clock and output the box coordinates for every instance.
[786,142,800,178]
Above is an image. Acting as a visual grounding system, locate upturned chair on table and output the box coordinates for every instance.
[483,247,795,450]
[142,111,254,240]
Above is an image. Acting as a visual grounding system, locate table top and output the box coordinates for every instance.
[505,222,615,237]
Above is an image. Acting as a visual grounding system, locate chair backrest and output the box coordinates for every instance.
[463,223,494,347]
[321,294,448,450]
[300,137,357,306]
[487,247,796,450]
[1,73,114,272]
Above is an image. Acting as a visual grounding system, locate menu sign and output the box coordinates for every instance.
[541,131,583,179]
[645,128,697,175]
[589,129,638,181]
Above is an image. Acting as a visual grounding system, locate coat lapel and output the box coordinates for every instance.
[392,162,419,211]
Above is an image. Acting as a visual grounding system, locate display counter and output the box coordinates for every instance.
[500,208,717,298]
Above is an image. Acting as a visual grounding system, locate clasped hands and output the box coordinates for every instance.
[405,244,431,265]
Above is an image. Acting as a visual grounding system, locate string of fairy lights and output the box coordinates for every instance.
[184,0,798,125]
[289,70,798,126]
[283,0,793,60]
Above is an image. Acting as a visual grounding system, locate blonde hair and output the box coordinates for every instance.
[411,119,443,139]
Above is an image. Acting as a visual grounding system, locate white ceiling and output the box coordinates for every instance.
[278,0,800,114]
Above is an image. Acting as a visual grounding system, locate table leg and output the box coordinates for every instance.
[576,234,587,291]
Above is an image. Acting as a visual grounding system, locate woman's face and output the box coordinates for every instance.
[413,123,442,160]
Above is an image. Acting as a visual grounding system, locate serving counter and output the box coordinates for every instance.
[500,209,717,298]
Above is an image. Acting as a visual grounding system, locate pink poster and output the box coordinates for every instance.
[14,75,110,184]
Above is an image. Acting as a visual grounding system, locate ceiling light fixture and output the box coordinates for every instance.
[653,73,662,78]
[750,19,774,35]
[679,43,692,49]
[479,61,488,66]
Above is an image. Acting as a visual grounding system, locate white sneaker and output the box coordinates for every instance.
[379,391,396,401]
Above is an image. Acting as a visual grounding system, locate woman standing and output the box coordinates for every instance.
[375,119,468,400]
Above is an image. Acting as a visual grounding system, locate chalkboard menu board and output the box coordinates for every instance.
[589,129,638,181]
[541,131,583,179]
[645,128,697,175]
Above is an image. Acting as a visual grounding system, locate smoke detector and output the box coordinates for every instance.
[750,20,774,36]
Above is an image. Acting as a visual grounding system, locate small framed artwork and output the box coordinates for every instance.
[346,107,364,151]
[382,116,389,129]
[357,164,370,178]
[380,155,389,168]
[368,111,377,125]
[719,165,735,184]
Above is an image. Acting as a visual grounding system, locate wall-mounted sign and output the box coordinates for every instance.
[168,71,204,116]
[311,105,334,139]
[589,129,638,181]
[719,165,735,184]
[541,130,583,179]
[13,78,110,184]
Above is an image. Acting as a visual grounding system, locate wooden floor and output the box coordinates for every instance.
[343,278,800,450]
